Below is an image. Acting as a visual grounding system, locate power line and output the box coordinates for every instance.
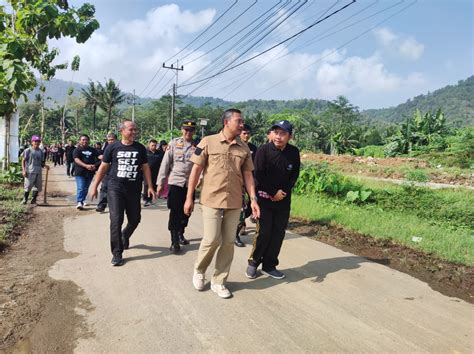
[139,0,238,98]
[180,0,296,87]
[207,0,349,96]
[179,0,259,63]
[181,0,356,89]
[182,1,286,66]
[219,0,384,99]
[164,0,239,63]
[180,0,308,89]
[254,0,417,99]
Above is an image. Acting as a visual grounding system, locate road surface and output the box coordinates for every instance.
[45,167,473,353]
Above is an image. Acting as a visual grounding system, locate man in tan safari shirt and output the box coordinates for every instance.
[184,108,260,299]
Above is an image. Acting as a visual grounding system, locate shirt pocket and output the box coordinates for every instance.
[229,150,247,173]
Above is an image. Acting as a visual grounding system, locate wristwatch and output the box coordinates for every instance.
[250,196,257,201]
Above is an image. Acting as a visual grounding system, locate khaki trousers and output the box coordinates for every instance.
[195,205,241,285]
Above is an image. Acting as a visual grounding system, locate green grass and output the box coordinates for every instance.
[291,194,474,266]
[0,184,27,247]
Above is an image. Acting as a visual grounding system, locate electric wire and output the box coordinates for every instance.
[254,0,417,98]
[179,0,259,63]
[179,0,296,86]
[181,0,356,91]
[182,0,285,66]
[139,0,239,97]
[180,0,308,88]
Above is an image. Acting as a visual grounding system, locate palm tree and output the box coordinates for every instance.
[97,79,126,130]
[81,81,100,130]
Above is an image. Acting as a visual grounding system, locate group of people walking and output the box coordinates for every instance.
[21,108,300,299]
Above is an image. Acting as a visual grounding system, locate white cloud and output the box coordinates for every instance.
[373,27,424,61]
[51,4,216,95]
[398,37,425,61]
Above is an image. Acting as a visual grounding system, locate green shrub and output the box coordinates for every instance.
[0,163,23,184]
[294,163,373,203]
[354,145,385,158]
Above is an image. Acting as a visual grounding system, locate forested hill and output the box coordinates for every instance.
[28,76,473,126]
[363,76,474,127]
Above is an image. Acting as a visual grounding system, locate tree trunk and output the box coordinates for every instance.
[2,113,11,171]
[107,108,112,131]
[92,105,97,130]
[40,102,45,140]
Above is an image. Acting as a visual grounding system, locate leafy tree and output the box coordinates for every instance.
[320,96,361,154]
[0,0,99,166]
[97,79,126,131]
[81,80,100,130]
[0,1,99,114]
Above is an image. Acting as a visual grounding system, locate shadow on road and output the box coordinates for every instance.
[230,256,386,292]
[125,242,201,262]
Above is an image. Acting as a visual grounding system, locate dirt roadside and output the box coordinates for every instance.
[288,219,474,304]
[301,152,474,186]
[0,173,91,353]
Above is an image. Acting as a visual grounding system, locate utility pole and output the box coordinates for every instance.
[162,60,183,139]
[131,89,136,122]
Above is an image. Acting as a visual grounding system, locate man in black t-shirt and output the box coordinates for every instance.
[65,140,76,177]
[142,139,164,206]
[90,121,156,266]
[96,133,117,212]
[73,135,99,210]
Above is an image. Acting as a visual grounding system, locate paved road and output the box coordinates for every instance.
[47,167,473,353]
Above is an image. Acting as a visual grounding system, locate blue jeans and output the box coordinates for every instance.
[75,175,93,203]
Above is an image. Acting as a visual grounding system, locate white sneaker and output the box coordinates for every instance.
[76,202,83,210]
[83,201,88,206]
[193,271,205,291]
[210,283,232,299]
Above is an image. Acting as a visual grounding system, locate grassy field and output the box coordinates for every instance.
[0,184,27,248]
[291,177,474,266]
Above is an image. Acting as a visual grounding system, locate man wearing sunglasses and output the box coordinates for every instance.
[157,120,197,253]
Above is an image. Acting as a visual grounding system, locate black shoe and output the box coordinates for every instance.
[143,200,151,207]
[122,235,129,250]
[111,254,124,266]
[234,235,245,247]
[95,207,105,212]
[169,242,180,254]
[30,191,38,205]
[179,235,190,245]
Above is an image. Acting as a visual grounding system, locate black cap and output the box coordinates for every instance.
[181,120,196,129]
[242,124,252,132]
[271,120,293,135]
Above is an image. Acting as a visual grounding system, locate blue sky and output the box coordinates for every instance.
[54,0,473,109]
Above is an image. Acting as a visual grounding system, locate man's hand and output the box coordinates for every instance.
[148,187,156,200]
[272,189,287,201]
[250,199,260,219]
[22,171,27,177]
[87,165,96,171]
[184,197,194,216]
[156,185,162,197]
[45,165,50,170]
[89,184,98,200]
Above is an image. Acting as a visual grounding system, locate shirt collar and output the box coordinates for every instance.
[219,131,243,146]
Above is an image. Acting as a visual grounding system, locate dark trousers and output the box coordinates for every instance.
[167,185,190,234]
[143,171,158,202]
[248,206,290,271]
[66,161,74,176]
[108,187,141,256]
[97,176,109,209]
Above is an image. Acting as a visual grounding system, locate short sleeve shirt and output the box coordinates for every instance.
[73,146,99,177]
[23,148,43,174]
[103,141,148,191]
[190,132,254,209]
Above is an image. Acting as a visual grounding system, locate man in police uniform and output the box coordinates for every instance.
[157,120,197,253]
[184,109,260,299]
